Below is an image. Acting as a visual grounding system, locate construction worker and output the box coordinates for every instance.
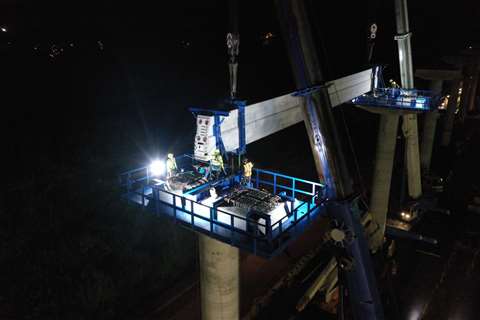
[242,158,253,186]
[166,153,178,178]
[388,79,401,99]
[208,149,225,180]
[389,79,400,88]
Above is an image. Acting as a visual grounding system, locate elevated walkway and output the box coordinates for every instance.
[119,163,326,258]
[352,88,439,114]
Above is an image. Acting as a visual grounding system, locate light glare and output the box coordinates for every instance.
[150,159,166,176]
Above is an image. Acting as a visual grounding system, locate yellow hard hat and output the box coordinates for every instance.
[167,153,174,159]
[213,149,220,154]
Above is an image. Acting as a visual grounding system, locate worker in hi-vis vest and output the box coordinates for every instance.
[208,149,225,179]
[242,158,253,186]
[166,153,178,178]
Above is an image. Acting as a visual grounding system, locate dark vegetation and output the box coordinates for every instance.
[2,172,197,319]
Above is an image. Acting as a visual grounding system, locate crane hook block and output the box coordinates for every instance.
[227,33,240,57]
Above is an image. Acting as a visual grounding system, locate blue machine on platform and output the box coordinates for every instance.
[189,107,230,159]
[189,99,246,161]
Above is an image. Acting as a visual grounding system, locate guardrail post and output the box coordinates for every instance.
[307,201,311,222]
[154,188,159,215]
[273,174,277,194]
[292,179,296,199]
[267,216,272,243]
[230,215,234,244]
[294,204,298,223]
[171,193,176,220]
[293,205,298,234]
[209,208,214,233]
[190,198,194,228]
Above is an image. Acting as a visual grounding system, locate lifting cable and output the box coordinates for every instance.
[227,0,240,100]
[366,0,380,65]
[344,0,383,206]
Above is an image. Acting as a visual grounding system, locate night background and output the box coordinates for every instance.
[1,0,480,319]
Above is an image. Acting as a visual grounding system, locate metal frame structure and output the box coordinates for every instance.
[276,1,385,317]
[119,164,326,258]
[189,100,247,161]
[189,108,230,158]
[352,88,439,112]
[231,100,247,156]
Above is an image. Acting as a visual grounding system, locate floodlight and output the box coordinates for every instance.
[150,159,165,177]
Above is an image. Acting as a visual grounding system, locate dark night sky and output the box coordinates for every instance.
[1,0,480,177]
[2,1,479,90]
[3,0,479,69]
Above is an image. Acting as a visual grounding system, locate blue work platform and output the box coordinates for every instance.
[352,88,439,112]
[119,164,326,258]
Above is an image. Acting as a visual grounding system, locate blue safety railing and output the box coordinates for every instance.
[119,166,327,257]
[352,88,440,112]
[253,169,324,199]
[118,155,195,189]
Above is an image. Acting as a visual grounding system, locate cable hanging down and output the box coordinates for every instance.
[227,0,240,100]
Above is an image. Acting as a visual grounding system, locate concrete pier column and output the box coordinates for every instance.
[441,80,461,146]
[402,114,422,199]
[460,75,472,122]
[467,73,479,113]
[369,113,400,249]
[199,234,240,320]
[420,79,443,173]
[395,0,422,200]
[420,111,440,173]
